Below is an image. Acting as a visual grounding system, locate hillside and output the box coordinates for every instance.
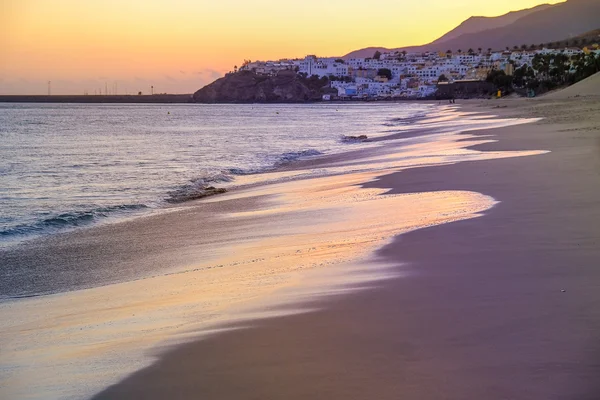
[344,0,599,58]
[193,70,332,103]
[544,28,600,48]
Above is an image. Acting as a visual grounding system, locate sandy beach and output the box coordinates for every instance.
[5,0,600,397]
[88,96,600,399]
[1,93,599,399]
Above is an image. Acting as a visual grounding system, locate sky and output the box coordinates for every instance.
[1,0,563,95]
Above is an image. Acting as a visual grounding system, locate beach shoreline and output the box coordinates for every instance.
[0,102,527,299]
[2,97,599,399]
[90,96,600,399]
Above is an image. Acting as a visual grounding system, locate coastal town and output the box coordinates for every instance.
[238,44,600,99]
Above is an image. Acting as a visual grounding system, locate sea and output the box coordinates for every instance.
[0,102,434,248]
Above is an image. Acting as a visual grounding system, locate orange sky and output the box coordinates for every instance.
[1,0,563,94]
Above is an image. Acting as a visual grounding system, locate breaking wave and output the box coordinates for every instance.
[165,149,325,203]
[274,149,323,166]
[1,204,149,239]
[383,113,429,126]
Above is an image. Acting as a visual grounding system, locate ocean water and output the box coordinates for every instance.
[0,102,434,246]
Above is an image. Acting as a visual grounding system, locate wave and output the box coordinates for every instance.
[165,186,227,204]
[273,149,323,166]
[341,135,369,143]
[166,149,324,204]
[165,169,236,204]
[383,113,429,126]
[0,204,148,238]
[227,149,324,175]
[189,172,236,186]
[226,167,257,176]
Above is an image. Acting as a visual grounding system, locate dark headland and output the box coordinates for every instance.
[192,70,335,103]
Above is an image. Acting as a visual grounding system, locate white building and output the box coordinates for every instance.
[297,56,350,78]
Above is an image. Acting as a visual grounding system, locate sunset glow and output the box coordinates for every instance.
[1,0,564,94]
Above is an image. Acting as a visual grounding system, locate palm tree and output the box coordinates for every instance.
[487,48,492,54]
[457,49,463,55]
[513,45,519,50]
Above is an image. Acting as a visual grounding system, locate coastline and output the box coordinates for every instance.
[2,98,597,399]
[0,103,528,298]
[91,97,600,399]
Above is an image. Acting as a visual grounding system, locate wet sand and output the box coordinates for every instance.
[93,97,600,399]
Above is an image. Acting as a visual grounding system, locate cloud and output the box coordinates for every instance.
[163,75,177,82]
[179,70,187,75]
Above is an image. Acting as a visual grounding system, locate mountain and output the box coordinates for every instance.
[193,70,333,103]
[344,0,600,58]
[429,0,600,52]
[342,4,556,59]
[430,3,554,46]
